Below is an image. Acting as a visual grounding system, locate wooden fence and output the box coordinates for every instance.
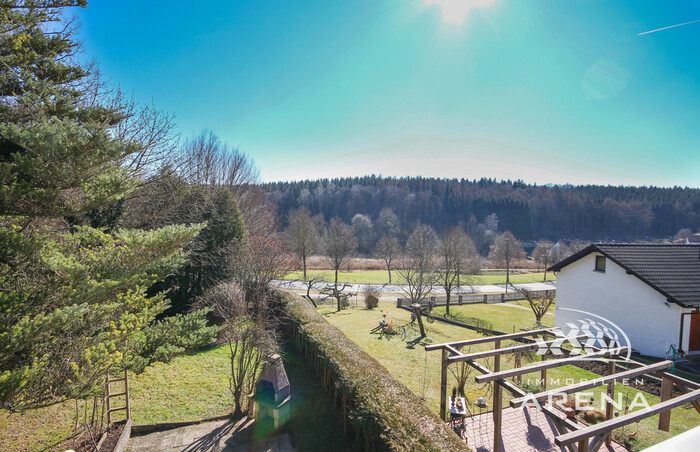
[396,289,554,308]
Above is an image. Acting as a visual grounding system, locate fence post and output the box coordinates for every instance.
[500,293,504,303]
[483,294,488,303]
[458,295,463,305]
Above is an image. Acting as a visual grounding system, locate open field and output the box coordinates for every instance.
[284,268,555,286]
[303,256,541,271]
[316,298,700,451]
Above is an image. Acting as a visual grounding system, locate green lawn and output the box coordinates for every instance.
[317,299,700,451]
[0,345,234,451]
[433,302,555,334]
[284,269,555,285]
[0,341,352,452]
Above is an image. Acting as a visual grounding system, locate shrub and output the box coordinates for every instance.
[363,285,380,309]
[519,381,544,394]
[125,308,220,372]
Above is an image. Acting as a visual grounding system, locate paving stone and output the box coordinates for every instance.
[461,407,627,451]
[127,418,296,452]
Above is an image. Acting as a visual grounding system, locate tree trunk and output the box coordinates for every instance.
[303,253,307,281]
[306,283,317,308]
[335,268,340,312]
[445,268,450,315]
[387,264,392,284]
[505,256,510,293]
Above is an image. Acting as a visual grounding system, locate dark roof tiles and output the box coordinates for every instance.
[549,244,700,309]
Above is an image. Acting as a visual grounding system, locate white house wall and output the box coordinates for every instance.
[555,253,684,358]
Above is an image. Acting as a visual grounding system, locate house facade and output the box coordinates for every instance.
[549,244,700,359]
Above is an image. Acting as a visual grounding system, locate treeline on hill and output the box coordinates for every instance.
[266,176,700,245]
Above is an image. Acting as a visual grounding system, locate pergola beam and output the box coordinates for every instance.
[464,354,583,433]
[555,388,700,447]
[654,370,700,390]
[444,344,461,356]
[448,334,591,363]
[475,347,629,383]
[425,328,552,351]
[509,360,672,408]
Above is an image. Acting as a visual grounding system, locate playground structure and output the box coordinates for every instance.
[426,328,700,452]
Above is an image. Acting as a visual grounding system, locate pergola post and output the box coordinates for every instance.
[658,375,673,431]
[605,361,615,446]
[493,340,502,452]
[540,332,547,390]
[440,347,448,421]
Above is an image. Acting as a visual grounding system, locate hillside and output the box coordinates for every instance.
[265,176,700,241]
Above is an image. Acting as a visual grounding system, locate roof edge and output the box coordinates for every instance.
[547,243,694,308]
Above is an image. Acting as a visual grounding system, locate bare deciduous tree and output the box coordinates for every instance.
[199,283,276,418]
[488,231,525,291]
[519,289,556,327]
[230,235,296,314]
[179,131,259,189]
[301,273,324,307]
[323,218,357,311]
[532,239,554,281]
[284,208,321,280]
[374,235,401,284]
[111,90,180,180]
[438,227,479,314]
[397,225,439,305]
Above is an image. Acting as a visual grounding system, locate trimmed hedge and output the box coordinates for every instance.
[281,291,470,451]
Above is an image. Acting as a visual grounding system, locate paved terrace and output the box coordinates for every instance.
[459,407,627,452]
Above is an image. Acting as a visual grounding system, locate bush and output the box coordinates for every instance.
[125,308,220,372]
[519,381,543,394]
[363,285,380,309]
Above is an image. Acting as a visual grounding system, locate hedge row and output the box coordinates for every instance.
[281,291,469,451]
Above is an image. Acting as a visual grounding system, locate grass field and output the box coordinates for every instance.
[0,342,350,452]
[0,345,234,451]
[433,302,555,333]
[316,298,700,451]
[284,268,556,285]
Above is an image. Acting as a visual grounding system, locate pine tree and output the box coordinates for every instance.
[0,1,200,411]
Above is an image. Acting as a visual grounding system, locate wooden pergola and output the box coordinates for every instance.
[426,328,700,452]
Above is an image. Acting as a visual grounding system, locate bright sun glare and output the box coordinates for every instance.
[425,0,494,26]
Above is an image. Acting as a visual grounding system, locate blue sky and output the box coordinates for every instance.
[75,1,700,186]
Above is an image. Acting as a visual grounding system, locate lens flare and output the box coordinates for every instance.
[425,0,494,26]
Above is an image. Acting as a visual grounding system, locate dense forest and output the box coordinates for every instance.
[265,176,700,243]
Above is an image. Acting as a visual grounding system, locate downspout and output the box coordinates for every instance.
[678,307,700,355]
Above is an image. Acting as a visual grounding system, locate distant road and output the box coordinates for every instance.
[273,280,555,294]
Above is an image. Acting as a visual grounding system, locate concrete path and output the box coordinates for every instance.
[127,418,295,452]
[273,279,555,295]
